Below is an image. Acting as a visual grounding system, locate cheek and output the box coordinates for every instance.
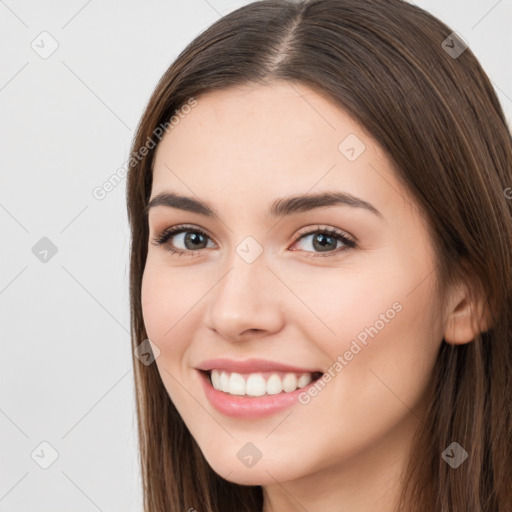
[140,259,207,413]
[140,257,203,356]
[141,254,207,340]
[278,269,441,467]
[140,262,166,342]
[286,252,441,400]
[272,264,409,356]
[313,263,441,414]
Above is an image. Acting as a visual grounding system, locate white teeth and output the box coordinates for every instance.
[282,373,297,392]
[297,374,312,388]
[245,373,267,396]
[209,370,317,396]
[228,372,246,395]
[211,369,221,390]
[266,374,283,395]
[219,371,230,393]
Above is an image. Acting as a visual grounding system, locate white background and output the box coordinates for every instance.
[1,0,511,510]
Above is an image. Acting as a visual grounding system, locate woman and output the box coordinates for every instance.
[126,0,512,510]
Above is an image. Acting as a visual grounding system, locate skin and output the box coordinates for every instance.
[141,80,484,512]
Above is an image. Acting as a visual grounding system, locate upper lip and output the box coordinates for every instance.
[196,358,323,375]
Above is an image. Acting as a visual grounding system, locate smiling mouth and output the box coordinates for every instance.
[199,369,324,397]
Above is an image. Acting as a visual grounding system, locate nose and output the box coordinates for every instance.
[205,248,284,342]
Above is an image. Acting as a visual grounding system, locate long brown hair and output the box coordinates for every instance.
[126,1,512,510]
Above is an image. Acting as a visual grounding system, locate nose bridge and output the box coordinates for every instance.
[217,233,269,299]
[206,239,282,339]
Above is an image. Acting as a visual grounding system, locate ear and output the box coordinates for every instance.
[443,280,492,345]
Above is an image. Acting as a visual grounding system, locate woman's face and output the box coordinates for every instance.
[141,81,446,487]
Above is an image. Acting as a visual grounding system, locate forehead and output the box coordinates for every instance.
[155,81,364,173]
[151,81,414,219]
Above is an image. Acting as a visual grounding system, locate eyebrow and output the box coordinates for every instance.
[144,190,383,219]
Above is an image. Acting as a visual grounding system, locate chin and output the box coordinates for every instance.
[214,466,279,486]
[204,454,304,486]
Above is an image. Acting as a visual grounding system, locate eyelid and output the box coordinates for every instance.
[294,224,356,244]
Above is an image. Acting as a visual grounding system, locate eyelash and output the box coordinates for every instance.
[151,224,356,258]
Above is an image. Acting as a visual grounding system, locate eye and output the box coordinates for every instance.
[290,225,356,257]
[151,224,215,257]
[151,224,356,258]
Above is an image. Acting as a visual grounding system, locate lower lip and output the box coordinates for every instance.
[197,370,320,419]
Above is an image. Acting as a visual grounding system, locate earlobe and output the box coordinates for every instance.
[443,284,492,345]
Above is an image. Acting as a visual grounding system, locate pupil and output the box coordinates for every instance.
[313,234,336,252]
[185,232,206,249]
